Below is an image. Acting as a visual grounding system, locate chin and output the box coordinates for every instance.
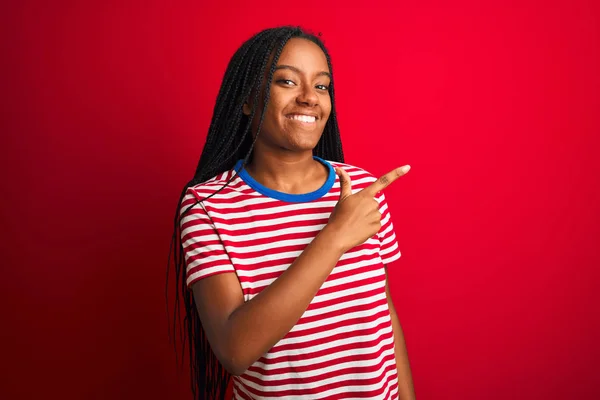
[287,137,322,152]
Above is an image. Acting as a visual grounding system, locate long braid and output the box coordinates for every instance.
[166,26,345,400]
[312,37,344,161]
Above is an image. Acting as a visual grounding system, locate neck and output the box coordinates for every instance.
[245,150,328,195]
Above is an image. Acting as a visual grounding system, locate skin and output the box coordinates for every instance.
[386,266,417,400]
[192,37,415,399]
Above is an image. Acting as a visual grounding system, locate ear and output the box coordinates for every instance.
[242,102,251,116]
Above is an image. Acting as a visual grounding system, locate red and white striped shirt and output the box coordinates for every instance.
[180,157,402,399]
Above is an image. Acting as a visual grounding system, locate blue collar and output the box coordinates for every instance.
[233,156,335,203]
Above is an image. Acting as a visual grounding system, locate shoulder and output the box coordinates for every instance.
[180,169,247,212]
[185,170,237,199]
[326,160,378,188]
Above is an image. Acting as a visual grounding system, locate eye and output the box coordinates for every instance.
[276,79,296,86]
[316,84,329,91]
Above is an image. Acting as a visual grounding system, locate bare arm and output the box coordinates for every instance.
[191,165,410,375]
[193,225,343,375]
[385,266,416,400]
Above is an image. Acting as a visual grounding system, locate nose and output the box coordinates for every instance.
[296,85,319,107]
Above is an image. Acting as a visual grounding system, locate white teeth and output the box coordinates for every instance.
[288,115,316,123]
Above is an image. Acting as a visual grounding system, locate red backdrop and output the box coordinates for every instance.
[2,1,599,399]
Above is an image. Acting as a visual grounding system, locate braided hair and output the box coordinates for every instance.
[167,26,344,400]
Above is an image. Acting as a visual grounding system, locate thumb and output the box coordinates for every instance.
[335,167,353,201]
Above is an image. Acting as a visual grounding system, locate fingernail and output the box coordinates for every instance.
[401,165,411,173]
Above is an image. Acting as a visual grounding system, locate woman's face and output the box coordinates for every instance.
[246,38,332,155]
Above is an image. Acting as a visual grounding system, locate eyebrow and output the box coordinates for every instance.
[274,64,332,79]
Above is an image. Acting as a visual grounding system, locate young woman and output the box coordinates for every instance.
[169,26,414,400]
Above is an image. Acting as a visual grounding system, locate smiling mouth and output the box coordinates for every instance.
[286,114,317,123]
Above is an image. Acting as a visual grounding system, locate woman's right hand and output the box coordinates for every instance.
[325,165,411,254]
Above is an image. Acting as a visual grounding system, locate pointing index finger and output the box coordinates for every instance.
[363,165,411,197]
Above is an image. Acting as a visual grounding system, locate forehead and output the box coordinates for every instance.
[277,38,329,72]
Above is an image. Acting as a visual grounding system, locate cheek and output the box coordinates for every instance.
[322,98,332,121]
[255,97,282,125]
[264,97,285,119]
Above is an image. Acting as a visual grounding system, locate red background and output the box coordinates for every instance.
[2,1,599,399]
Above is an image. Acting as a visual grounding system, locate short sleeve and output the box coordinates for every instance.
[179,189,235,288]
[376,191,402,265]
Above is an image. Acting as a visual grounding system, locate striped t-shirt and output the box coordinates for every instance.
[180,157,402,399]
